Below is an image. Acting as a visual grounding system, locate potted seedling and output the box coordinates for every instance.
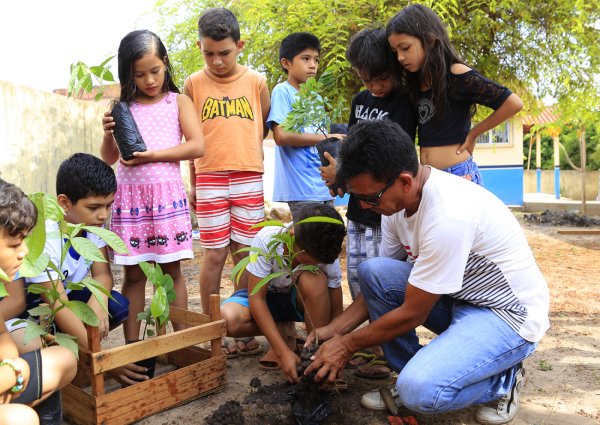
[16,192,128,358]
[132,261,177,378]
[68,58,148,160]
[281,68,347,194]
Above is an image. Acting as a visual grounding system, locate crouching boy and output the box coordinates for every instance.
[221,203,346,383]
[0,178,76,424]
[21,153,129,351]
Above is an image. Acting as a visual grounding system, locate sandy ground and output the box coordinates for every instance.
[64,214,600,425]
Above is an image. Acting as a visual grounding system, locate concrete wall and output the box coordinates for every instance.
[524,170,599,200]
[0,80,192,196]
[0,80,106,194]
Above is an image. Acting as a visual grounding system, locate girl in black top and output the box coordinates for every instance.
[386,4,523,185]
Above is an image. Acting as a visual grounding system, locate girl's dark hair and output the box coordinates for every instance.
[0,179,37,237]
[386,4,464,118]
[117,29,179,103]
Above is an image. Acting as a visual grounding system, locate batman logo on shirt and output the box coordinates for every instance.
[202,96,255,121]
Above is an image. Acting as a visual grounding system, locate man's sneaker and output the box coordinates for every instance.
[476,367,526,425]
[361,386,403,413]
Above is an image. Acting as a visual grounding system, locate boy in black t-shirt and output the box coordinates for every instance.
[320,26,416,379]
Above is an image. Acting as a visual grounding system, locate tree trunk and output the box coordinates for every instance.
[579,127,587,215]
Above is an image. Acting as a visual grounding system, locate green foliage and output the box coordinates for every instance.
[17,193,128,358]
[523,121,600,170]
[137,262,177,339]
[68,56,116,100]
[281,69,347,138]
[231,216,343,296]
[156,0,600,119]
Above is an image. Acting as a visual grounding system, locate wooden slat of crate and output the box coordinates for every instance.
[62,383,98,425]
[557,229,600,235]
[95,355,226,424]
[169,306,212,326]
[168,346,211,368]
[71,350,92,388]
[92,320,226,374]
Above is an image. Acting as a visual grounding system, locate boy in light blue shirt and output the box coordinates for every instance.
[267,32,343,220]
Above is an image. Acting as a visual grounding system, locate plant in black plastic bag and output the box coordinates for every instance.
[110,102,147,160]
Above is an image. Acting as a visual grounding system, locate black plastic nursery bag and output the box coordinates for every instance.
[316,137,342,194]
[111,101,147,160]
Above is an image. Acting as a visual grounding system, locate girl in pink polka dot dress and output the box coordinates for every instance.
[101,30,204,353]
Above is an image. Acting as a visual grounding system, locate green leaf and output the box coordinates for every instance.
[294,216,343,227]
[250,272,287,295]
[19,252,49,278]
[79,277,113,315]
[64,300,99,326]
[151,287,167,319]
[251,220,286,229]
[70,237,106,263]
[24,193,46,260]
[83,226,128,254]
[42,194,64,222]
[26,283,49,295]
[230,256,251,286]
[232,246,264,255]
[137,309,151,323]
[139,261,158,284]
[54,332,79,359]
[45,260,64,280]
[99,55,115,68]
[295,265,320,274]
[24,321,47,344]
[27,305,53,317]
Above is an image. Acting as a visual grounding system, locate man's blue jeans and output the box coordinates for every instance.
[358,257,537,414]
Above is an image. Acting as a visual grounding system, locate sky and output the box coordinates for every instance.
[0,1,160,93]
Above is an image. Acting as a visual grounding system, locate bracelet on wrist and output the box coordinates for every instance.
[0,359,25,394]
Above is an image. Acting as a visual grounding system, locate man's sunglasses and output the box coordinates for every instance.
[351,176,396,207]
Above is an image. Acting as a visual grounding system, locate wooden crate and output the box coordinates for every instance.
[63,295,227,425]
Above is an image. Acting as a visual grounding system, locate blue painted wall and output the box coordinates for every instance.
[479,165,523,206]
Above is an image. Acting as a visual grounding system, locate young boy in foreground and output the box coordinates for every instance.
[220,203,345,383]
[0,178,76,424]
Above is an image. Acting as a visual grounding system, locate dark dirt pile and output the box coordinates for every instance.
[523,210,600,226]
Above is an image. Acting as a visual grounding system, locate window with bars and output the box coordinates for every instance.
[476,121,511,145]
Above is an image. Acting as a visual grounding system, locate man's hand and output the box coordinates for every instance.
[109,363,149,386]
[279,349,301,384]
[303,335,353,384]
[304,324,337,348]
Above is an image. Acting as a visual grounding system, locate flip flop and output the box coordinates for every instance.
[258,348,280,370]
[257,328,299,371]
[221,338,239,359]
[346,349,377,369]
[235,337,263,356]
[354,356,392,380]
